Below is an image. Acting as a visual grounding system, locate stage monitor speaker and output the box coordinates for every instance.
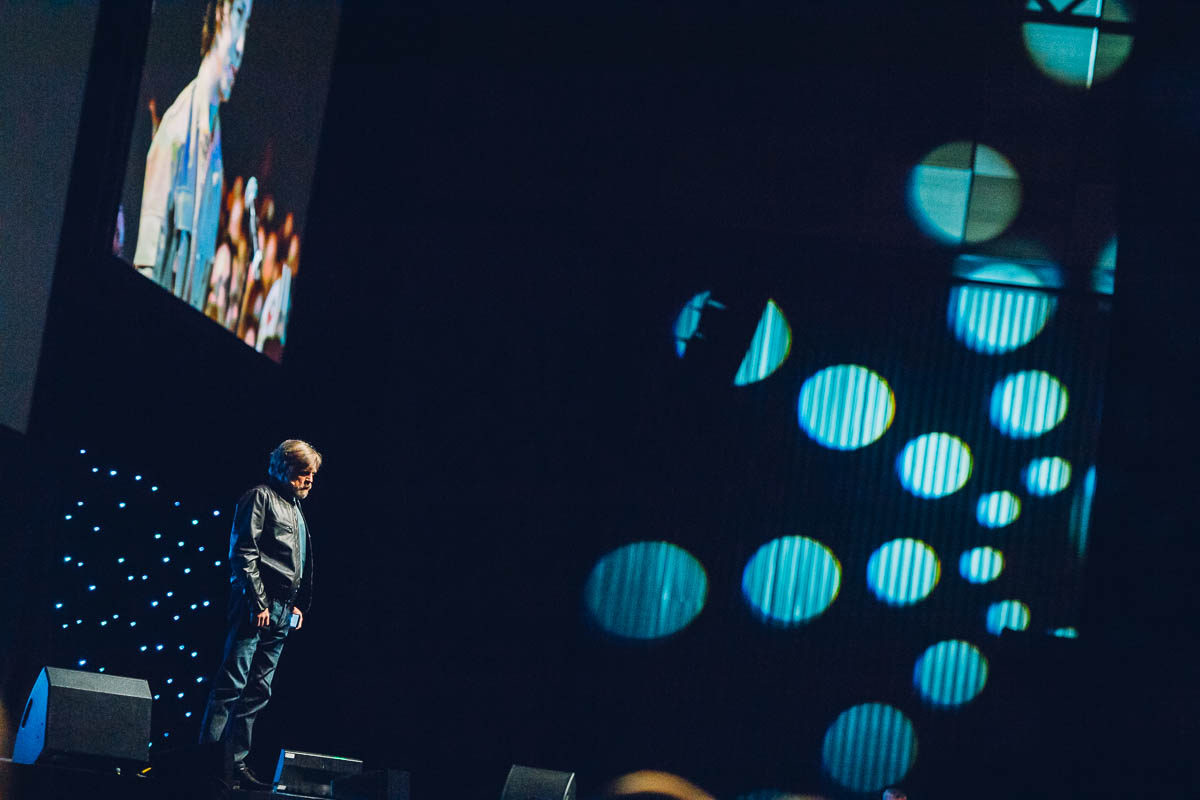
[332,768,410,800]
[274,748,364,797]
[501,765,576,800]
[11,666,152,767]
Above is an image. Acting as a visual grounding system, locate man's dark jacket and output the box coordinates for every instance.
[228,478,313,615]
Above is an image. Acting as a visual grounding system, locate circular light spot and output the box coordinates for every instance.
[822,703,917,792]
[1024,456,1072,496]
[908,141,1021,245]
[976,491,1021,528]
[733,300,792,386]
[896,433,973,498]
[584,541,708,640]
[742,536,842,625]
[913,639,989,707]
[798,365,895,450]
[986,600,1031,636]
[958,547,1005,584]
[673,290,725,357]
[948,266,1057,354]
[867,538,941,606]
[990,371,1068,438]
[1051,626,1079,639]
[1022,2,1133,89]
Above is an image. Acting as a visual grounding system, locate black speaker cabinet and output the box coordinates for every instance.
[501,765,577,800]
[273,748,363,797]
[11,666,152,767]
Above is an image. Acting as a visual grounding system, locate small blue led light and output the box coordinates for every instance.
[75,619,82,625]
[1051,626,1079,639]
[173,615,180,621]
[77,501,84,507]
[213,510,220,516]
[185,712,193,718]
[141,575,148,580]
[55,603,63,609]
[203,601,210,607]
[88,585,96,591]
[154,694,160,700]
[151,601,159,607]
[198,546,206,552]
[214,560,222,567]
[62,623,68,629]
[191,519,198,525]
[140,645,148,652]
[117,557,125,564]
[191,651,198,658]
[130,621,137,627]
[79,449,86,454]
[177,541,185,548]
[135,475,142,481]
[162,557,170,563]
[127,575,134,581]
[118,502,126,508]
[166,678,173,684]
[98,667,105,673]
[63,555,71,562]
[184,568,191,574]
[109,470,117,476]
[64,514,72,520]
[166,591,174,597]
[154,533,162,539]
[151,486,158,492]
[177,692,184,699]
[76,561,83,567]
[190,604,198,610]
[92,525,100,532]
[78,660,86,667]
[156,644,164,651]
[100,621,107,627]
[174,501,181,507]
[178,645,184,650]
[91,467,98,473]
[196,677,204,683]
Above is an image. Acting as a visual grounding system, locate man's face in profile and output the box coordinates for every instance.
[289,466,316,499]
[215,0,253,102]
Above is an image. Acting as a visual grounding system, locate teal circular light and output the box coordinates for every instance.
[822,703,917,792]
[896,433,973,498]
[584,541,708,640]
[907,141,1021,245]
[866,538,941,606]
[958,547,1004,584]
[797,365,895,450]
[986,600,1031,636]
[976,491,1021,528]
[913,639,989,707]
[733,300,792,386]
[948,264,1056,354]
[1022,1,1133,89]
[742,536,842,626]
[989,371,1068,439]
[1024,456,1072,496]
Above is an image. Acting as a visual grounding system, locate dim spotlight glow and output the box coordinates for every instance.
[867,538,941,606]
[986,600,1031,635]
[1069,465,1097,559]
[896,433,973,498]
[822,703,917,792]
[958,547,1004,583]
[1051,626,1079,639]
[913,639,989,707]
[733,300,792,386]
[976,491,1021,528]
[990,371,1068,438]
[798,365,895,450]
[584,541,708,640]
[1024,456,1072,495]
[742,536,842,625]
[1022,1,1133,89]
[908,141,1021,245]
[674,290,726,358]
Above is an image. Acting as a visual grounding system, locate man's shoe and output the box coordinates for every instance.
[233,762,273,791]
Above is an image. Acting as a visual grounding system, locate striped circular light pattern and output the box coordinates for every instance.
[948,264,1057,354]
[958,547,1005,584]
[896,433,973,498]
[822,703,918,792]
[797,365,896,450]
[674,290,721,358]
[1022,1,1133,89]
[990,371,1068,439]
[986,600,1031,636]
[584,541,708,640]
[913,639,989,707]
[867,538,941,606]
[976,491,1021,528]
[1024,456,1072,496]
[733,300,792,386]
[742,536,842,626]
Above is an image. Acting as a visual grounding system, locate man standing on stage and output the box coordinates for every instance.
[198,439,318,791]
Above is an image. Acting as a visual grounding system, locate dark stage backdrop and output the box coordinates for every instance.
[25,2,1200,799]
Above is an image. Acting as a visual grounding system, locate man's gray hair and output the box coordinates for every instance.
[268,439,322,483]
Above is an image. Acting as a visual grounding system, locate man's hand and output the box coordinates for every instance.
[254,607,270,627]
[292,607,303,630]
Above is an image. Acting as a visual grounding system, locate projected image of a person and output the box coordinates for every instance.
[132,0,252,310]
[198,439,317,791]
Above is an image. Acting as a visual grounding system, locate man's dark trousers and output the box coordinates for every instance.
[198,585,292,764]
